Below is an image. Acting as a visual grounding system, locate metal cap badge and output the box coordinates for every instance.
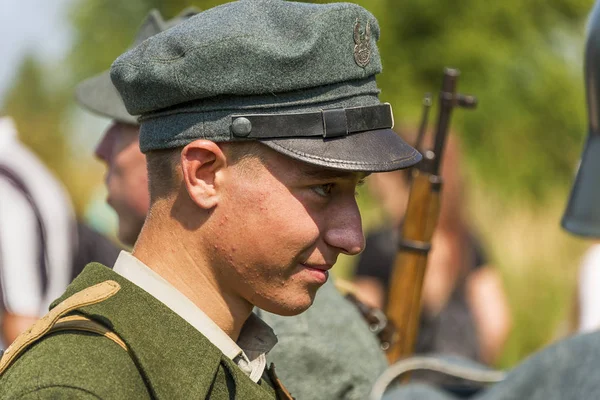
[354,19,371,68]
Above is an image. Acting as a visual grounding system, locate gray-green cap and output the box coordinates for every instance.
[110,0,421,172]
[75,8,200,124]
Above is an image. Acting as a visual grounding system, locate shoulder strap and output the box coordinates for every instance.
[0,280,122,375]
[48,314,128,351]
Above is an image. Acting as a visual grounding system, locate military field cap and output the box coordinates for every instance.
[111,0,421,172]
[75,8,200,124]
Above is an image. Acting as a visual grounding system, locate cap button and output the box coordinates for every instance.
[231,117,252,137]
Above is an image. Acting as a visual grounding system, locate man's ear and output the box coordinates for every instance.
[181,140,226,209]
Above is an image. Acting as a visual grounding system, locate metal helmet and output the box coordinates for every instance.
[562,0,600,237]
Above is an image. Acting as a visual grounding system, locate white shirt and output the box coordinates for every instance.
[0,117,75,317]
[112,251,277,382]
[578,244,600,333]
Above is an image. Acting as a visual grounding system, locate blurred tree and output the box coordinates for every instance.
[372,0,592,201]
[3,56,70,179]
[2,55,105,215]
[68,0,221,81]
[65,0,594,202]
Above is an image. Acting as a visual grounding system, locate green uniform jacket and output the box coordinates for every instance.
[0,263,279,399]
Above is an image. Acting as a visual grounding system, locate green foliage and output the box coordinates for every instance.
[66,0,593,201]
[67,0,221,80]
[1,55,104,215]
[372,0,592,202]
[2,56,71,180]
[69,1,150,80]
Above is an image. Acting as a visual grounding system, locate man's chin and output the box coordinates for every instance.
[256,292,316,317]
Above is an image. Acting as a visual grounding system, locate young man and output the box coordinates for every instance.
[0,2,420,398]
[77,9,389,400]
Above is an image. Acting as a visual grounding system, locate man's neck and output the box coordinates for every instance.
[132,215,252,341]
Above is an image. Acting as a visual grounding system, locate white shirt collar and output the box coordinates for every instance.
[112,251,277,382]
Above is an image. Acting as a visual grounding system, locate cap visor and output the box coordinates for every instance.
[562,132,600,237]
[261,128,422,172]
[75,71,138,125]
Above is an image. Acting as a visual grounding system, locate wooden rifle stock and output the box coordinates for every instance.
[385,68,477,365]
[385,170,441,363]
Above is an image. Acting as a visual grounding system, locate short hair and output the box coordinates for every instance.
[145,141,267,204]
[146,147,181,203]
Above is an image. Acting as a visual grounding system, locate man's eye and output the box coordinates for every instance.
[313,183,334,197]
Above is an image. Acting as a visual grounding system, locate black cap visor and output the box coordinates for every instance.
[262,127,422,172]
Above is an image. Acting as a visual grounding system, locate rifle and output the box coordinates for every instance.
[385,68,477,364]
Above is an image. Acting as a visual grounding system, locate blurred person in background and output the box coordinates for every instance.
[354,132,511,365]
[74,9,387,399]
[0,115,119,346]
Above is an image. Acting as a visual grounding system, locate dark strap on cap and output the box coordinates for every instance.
[230,103,393,139]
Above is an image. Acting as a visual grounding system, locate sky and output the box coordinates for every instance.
[0,0,118,230]
[0,0,109,149]
[0,0,73,104]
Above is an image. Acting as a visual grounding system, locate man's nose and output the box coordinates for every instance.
[94,127,117,162]
[323,198,365,256]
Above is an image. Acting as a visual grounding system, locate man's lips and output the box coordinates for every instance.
[300,264,330,284]
[300,263,333,271]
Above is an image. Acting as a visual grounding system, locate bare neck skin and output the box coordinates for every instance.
[132,203,252,341]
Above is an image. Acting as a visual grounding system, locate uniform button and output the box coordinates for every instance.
[231,117,252,137]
